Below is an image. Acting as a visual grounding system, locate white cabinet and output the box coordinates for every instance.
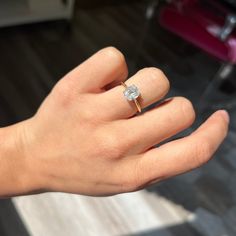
[0,0,75,27]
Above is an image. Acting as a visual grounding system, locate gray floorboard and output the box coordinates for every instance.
[0,1,236,235]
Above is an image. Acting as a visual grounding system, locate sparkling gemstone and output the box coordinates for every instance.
[123,85,140,101]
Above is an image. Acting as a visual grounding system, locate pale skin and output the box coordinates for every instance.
[0,47,229,198]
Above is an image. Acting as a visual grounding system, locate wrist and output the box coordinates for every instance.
[0,119,45,198]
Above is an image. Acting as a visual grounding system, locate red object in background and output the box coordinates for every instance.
[159,0,236,63]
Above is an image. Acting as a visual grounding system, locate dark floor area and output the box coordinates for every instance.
[0,1,236,236]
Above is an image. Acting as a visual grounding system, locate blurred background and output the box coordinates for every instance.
[0,0,236,235]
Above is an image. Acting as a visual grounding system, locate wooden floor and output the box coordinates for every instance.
[13,191,198,236]
[1,1,236,236]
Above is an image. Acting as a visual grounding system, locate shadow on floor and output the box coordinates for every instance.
[0,199,30,236]
[123,222,202,236]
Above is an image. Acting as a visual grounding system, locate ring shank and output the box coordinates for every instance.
[134,99,142,113]
[121,82,142,113]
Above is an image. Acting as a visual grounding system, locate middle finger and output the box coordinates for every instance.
[114,97,196,155]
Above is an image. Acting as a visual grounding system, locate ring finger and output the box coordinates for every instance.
[99,67,170,120]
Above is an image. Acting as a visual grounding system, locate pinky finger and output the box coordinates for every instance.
[119,110,229,192]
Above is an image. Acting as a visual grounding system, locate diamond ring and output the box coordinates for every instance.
[121,82,142,113]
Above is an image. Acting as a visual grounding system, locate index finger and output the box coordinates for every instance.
[63,47,128,93]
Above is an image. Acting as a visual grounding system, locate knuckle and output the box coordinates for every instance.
[53,79,75,107]
[193,139,213,166]
[141,67,164,79]
[176,97,196,124]
[102,47,126,65]
[150,67,166,79]
[141,67,170,93]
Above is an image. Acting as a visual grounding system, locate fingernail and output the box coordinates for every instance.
[218,110,230,123]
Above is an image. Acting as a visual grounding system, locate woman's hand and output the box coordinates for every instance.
[0,47,229,197]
